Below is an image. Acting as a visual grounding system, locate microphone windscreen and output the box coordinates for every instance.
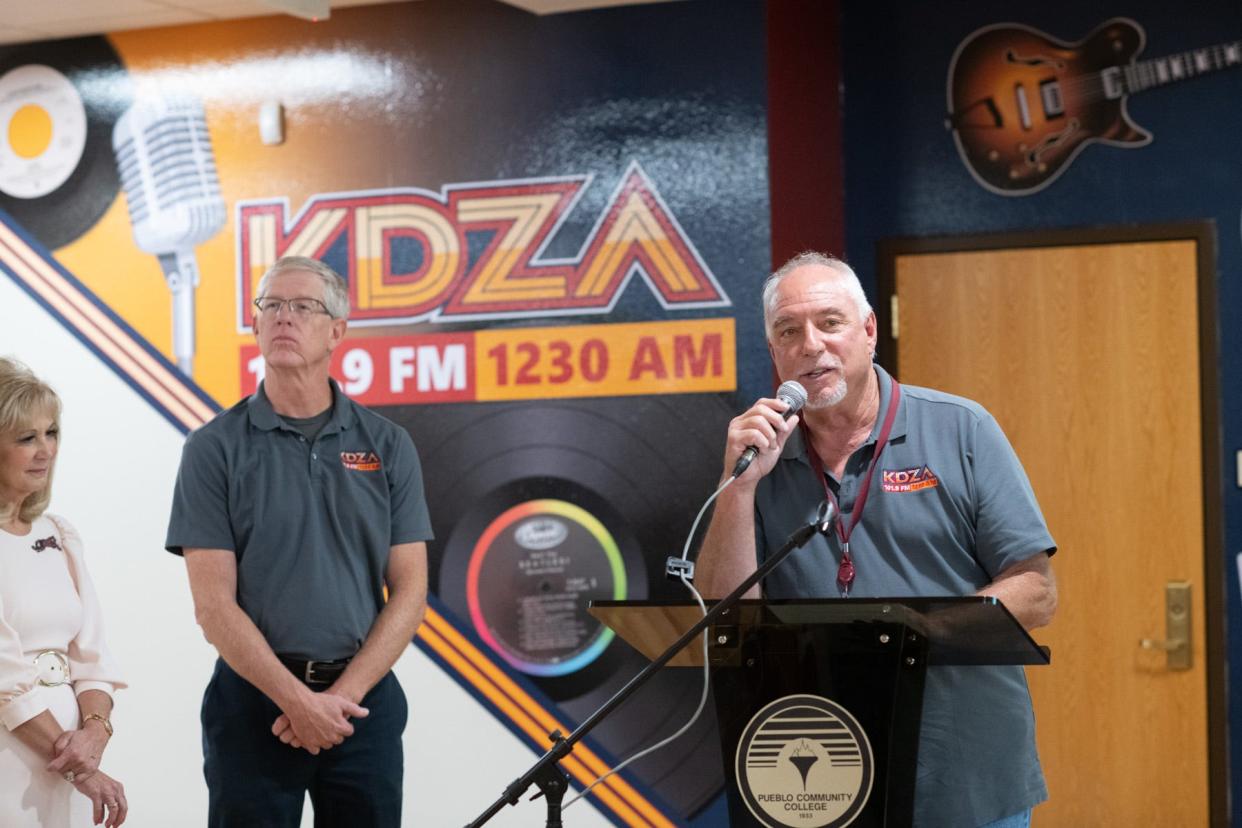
[776,380,807,416]
[112,95,225,255]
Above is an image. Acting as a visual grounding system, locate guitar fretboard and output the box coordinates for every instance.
[1125,41,1242,92]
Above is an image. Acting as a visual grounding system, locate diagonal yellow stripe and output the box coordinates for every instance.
[419,609,675,827]
[417,622,659,826]
[0,225,215,426]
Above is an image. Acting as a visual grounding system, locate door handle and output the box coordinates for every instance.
[1139,581,1191,670]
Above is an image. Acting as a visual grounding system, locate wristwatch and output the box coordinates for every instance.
[82,713,112,737]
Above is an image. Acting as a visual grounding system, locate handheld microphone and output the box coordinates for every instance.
[112,95,226,377]
[731,380,807,478]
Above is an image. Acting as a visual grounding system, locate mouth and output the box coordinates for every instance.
[801,365,838,382]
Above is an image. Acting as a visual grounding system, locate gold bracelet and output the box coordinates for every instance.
[82,713,112,737]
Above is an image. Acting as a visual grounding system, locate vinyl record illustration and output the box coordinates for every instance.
[448,477,641,700]
[384,392,740,817]
[0,37,130,249]
[466,497,627,681]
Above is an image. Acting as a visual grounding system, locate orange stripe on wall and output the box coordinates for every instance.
[417,622,660,826]
[419,611,674,827]
[0,240,206,428]
[422,609,674,826]
[0,228,215,427]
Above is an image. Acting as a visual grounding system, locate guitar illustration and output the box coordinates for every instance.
[946,18,1242,195]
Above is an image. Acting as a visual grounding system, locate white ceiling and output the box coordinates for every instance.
[0,0,670,46]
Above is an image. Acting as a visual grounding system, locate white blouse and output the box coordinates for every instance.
[0,514,125,729]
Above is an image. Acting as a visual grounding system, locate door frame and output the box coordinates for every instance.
[874,222,1227,826]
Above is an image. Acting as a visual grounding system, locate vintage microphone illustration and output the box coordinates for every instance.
[112,95,225,376]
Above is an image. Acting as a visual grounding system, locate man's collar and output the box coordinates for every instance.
[780,363,907,464]
[247,383,281,431]
[868,364,907,443]
[247,379,355,433]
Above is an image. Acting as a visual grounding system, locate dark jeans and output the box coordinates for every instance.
[201,658,407,828]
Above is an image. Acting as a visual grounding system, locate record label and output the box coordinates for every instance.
[0,64,87,199]
[467,498,625,676]
[0,37,129,248]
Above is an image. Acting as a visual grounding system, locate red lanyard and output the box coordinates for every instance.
[801,381,901,596]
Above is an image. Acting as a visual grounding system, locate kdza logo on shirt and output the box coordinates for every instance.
[881,465,939,493]
[341,451,382,471]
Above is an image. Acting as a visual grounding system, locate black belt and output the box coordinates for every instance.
[278,656,352,687]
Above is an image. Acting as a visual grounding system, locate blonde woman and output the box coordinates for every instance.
[0,358,127,827]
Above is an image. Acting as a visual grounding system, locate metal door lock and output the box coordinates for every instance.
[1139,581,1191,671]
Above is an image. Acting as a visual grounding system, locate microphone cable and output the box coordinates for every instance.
[563,473,738,810]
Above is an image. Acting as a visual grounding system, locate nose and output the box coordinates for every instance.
[798,323,822,356]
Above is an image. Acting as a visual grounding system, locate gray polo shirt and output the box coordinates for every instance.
[166,380,433,661]
[755,364,1055,827]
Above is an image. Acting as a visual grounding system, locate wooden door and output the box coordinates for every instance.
[885,235,1223,826]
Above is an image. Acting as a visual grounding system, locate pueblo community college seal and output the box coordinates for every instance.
[735,694,874,828]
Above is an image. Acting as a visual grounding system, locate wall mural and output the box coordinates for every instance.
[0,1,770,823]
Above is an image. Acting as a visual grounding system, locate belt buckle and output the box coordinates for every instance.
[34,650,70,687]
[304,660,329,685]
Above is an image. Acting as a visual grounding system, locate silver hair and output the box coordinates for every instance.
[761,252,873,336]
[256,256,350,319]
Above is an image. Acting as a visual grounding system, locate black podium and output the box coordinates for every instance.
[590,597,1049,828]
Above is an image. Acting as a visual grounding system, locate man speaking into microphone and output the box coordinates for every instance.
[696,252,1057,828]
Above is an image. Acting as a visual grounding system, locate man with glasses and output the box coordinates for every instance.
[165,256,432,827]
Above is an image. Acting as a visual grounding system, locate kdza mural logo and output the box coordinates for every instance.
[235,161,729,326]
[236,161,737,405]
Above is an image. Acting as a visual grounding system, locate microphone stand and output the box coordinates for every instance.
[465,500,838,828]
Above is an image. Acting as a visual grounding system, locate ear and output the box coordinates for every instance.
[326,317,348,354]
[864,310,877,354]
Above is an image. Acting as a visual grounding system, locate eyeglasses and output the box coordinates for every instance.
[253,297,333,319]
